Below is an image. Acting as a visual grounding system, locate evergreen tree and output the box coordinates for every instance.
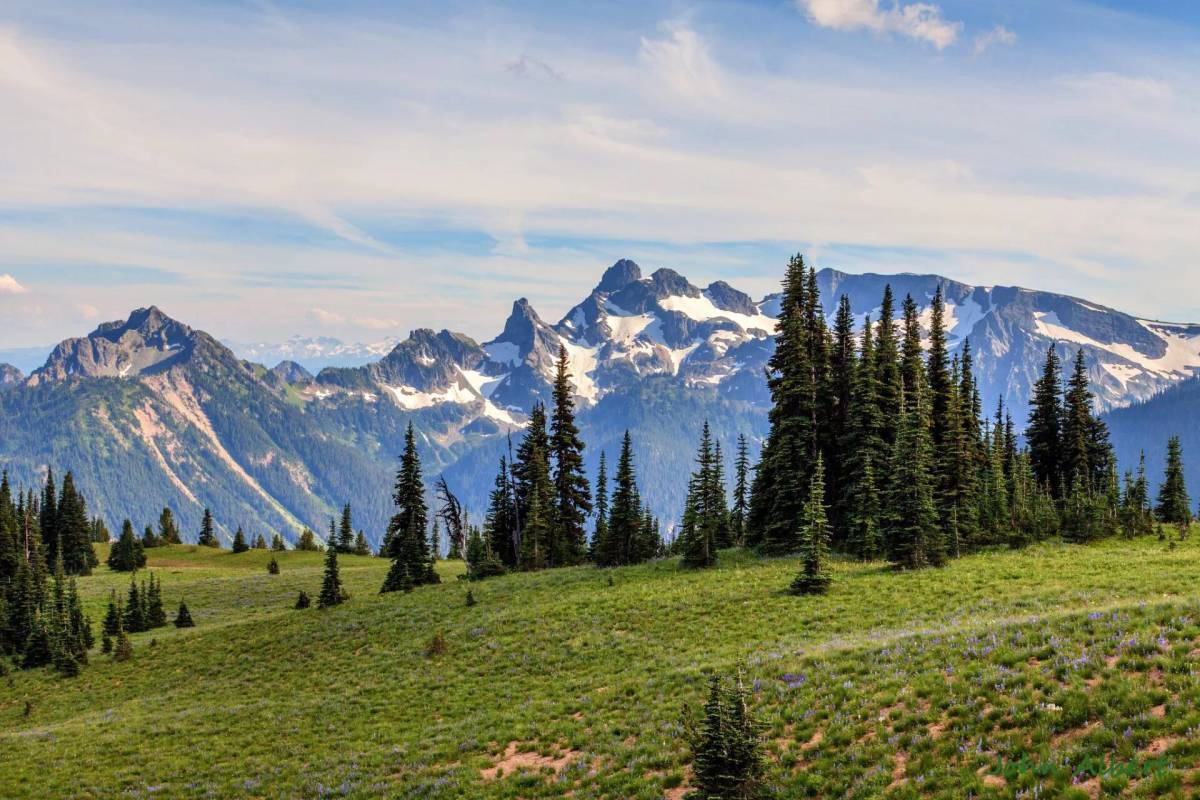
[550,344,592,566]
[874,286,903,454]
[885,382,942,570]
[158,507,182,545]
[141,524,158,549]
[790,456,832,595]
[231,526,249,553]
[338,504,355,554]
[603,432,642,567]
[173,601,195,628]
[590,451,609,561]
[197,508,219,547]
[40,467,58,568]
[747,255,817,551]
[113,629,133,660]
[730,435,750,547]
[294,590,311,610]
[826,293,857,529]
[680,423,724,568]
[123,577,145,633]
[295,528,320,551]
[1156,436,1191,526]
[145,575,166,629]
[107,520,146,572]
[512,403,554,569]
[841,315,883,559]
[271,533,287,552]
[464,524,506,581]
[1027,346,1064,499]
[89,516,110,544]
[683,674,765,800]
[318,545,347,607]
[253,534,267,550]
[483,457,518,568]
[57,472,96,575]
[381,423,437,591]
[353,531,371,556]
[1062,350,1094,491]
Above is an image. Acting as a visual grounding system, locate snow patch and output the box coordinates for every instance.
[485,341,521,366]
[659,293,776,333]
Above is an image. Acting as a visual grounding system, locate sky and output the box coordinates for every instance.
[1,0,1199,350]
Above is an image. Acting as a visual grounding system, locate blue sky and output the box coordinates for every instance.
[1,0,1198,348]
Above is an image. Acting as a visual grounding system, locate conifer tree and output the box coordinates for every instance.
[319,545,347,607]
[730,435,750,547]
[295,528,319,551]
[353,531,371,556]
[102,590,122,638]
[1157,436,1191,526]
[158,507,181,545]
[231,526,249,553]
[683,674,765,800]
[790,456,832,594]
[114,629,133,660]
[145,575,166,629]
[40,468,58,568]
[107,520,147,572]
[681,424,724,567]
[336,504,355,554]
[124,577,145,633]
[57,472,96,575]
[381,423,437,591]
[173,600,195,628]
[267,557,280,574]
[141,525,158,549]
[1062,350,1094,490]
[513,403,554,569]
[483,458,518,568]
[550,344,592,566]
[841,315,883,559]
[748,255,816,551]
[294,590,310,610]
[603,432,641,567]
[197,508,218,547]
[885,382,942,569]
[253,534,267,550]
[590,451,609,561]
[89,516,110,544]
[826,294,857,528]
[1027,346,1064,499]
[874,286,903,454]
[271,533,287,551]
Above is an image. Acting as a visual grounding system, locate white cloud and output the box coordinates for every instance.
[0,274,27,294]
[308,307,345,326]
[76,302,100,319]
[639,22,724,100]
[358,316,399,331]
[797,0,961,49]
[973,25,1016,56]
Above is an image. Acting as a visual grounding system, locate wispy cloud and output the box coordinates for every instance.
[973,24,1016,56]
[795,0,962,49]
[639,22,724,101]
[308,307,346,326]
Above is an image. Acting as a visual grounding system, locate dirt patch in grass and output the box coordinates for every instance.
[480,741,581,782]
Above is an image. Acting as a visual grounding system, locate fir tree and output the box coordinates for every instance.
[197,508,219,547]
[730,435,750,547]
[145,575,166,629]
[338,504,355,554]
[683,674,765,800]
[294,590,311,610]
[318,545,347,607]
[885,382,942,570]
[550,344,592,566]
[141,524,158,549]
[123,577,145,633]
[1027,346,1064,499]
[89,516,110,544]
[1156,436,1192,526]
[231,526,249,553]
[114,629,133,660]
[841,315,883,559]
[267,557,280,574]
[295,528,320,551]
[381,423,437,591]
[107,520,147,572]
[604,431,642,567]
[158,507,182,545]
[680,424,722,568]
[590,451,610,561]
[253,534,267,550]
[57,472,96,575]
[271,533,287,551]
[353,531,371,556]
[483,457,518,568]
[790,456,832,595]
[173,601,194,628]
[513,403,554,569]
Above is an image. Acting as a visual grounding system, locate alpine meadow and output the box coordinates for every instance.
[4,2,1200,799]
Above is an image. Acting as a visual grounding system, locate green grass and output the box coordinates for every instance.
[3,535,1200,798]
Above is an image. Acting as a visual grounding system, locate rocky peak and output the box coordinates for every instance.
[0,363,23,392]
[705,281,758,316]
[596,259,643,293]
[647,268,699,299]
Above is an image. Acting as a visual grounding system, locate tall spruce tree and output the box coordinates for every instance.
[318,544,347,607]
[57,473,95,575]
[1156,436,1191,526]
[590,451,609,561]
[381,423,437,592]
[231,526,249,553]
[483,457,518,568]
[885,382,942,570]
[730,435,750,547]
[550,345,592,566]
[197,508,218,547]
[1027,345,1065,499]
[604,432,642,567]
[513,403,554,569]
[841,315,883,559]
[158,507,181,545]
[338,504,355,554]
[107,520,146,572]
[790,456,832,595]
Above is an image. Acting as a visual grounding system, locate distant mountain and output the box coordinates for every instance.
[3,259,1198,544]
[0,363,23,392]
[226,335,401,372]
[1106,375,1200,508]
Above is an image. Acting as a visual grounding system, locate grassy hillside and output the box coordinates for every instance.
[3,538,1200,798]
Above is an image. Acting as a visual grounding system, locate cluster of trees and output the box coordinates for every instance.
[325,504,372,556]
[735,254,1194,590]
[1,470,98,675]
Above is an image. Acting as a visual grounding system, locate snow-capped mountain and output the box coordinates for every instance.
[227,335,401,372]
[5,258,1200,544]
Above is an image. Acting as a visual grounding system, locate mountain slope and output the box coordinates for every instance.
[1,307,392,544]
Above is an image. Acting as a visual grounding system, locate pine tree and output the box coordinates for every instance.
[874,286,903,454]
[271,533,287,551]
[747,255,817,551]
[1062,350,1093,491]
[231,526,249,553]
[590,451,609,561]
[826,293,857,530]
[885,382,942,570]
[604,432,641,567]
[145,575,166,628]
[484,457,519,568]
[173,600,195,628]
[841,314,883,559]
[381,423,437,591]
[1027,346,1064,499]
[197,508,218,547]
[123,577,145,633]
[267,557,280,575]
[1156,436,1191,526]
[57,472,96,575]
[353,531,371,556]
[114,629,133,660]
[550,344,592,566]
[338,504,354,554]
[294,590,311,610]
[141,524,158,549]
[158,507,182,545]
[89,516,110,544]
[681,424,723,568]
[790,456,832,595]
[107,520,146,572]
[295,528,320,551]
[318,545,347,607]
[730,435,750,547]
[683,674,765,800]
[40,468,58,568]
[253,534,267,550]
[513,403,554,570]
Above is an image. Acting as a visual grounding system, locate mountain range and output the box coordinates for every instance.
[2,259,1198,545]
